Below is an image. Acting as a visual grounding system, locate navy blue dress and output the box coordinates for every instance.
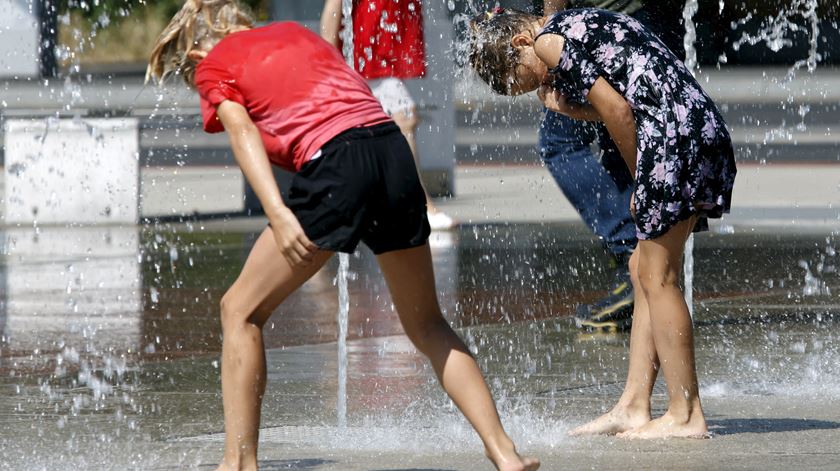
[537,9,737,239]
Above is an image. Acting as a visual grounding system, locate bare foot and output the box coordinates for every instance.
[487,446,540,471]
[569,406,651,436]
[489,455,541,471]
[617,409,709,439]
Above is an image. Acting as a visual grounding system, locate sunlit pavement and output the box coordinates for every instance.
[440,163,840,227]
[0,221,839,470]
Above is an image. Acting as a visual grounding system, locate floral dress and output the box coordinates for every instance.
[537,8,737,239]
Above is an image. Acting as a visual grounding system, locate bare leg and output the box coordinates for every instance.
[376,244,539,471]
[216,227,333,471]
[392,109,419,163]
[392,109,444,216]
[619,217,708,439]
[570,250,658,435]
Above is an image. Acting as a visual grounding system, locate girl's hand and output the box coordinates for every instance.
[538,84,572,115]
[270,207,319,266]
[539,84,602,121]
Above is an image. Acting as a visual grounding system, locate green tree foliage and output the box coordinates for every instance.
[56,0,269,65]
[57,0,268,25]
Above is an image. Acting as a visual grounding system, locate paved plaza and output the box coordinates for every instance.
[1,219,839,470]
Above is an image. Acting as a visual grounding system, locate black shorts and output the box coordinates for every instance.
[282,122,431,255]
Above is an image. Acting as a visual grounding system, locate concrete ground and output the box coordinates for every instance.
[3,322,840,471]
[1,221,839,470]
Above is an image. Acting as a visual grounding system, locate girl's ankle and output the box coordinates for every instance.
[484,434,518,461]
[667,398,705,423]
[616,395,651,415]
[220,451,258,471]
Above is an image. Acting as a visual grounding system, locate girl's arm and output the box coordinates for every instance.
[533,33,601,121]
[586,77,638,176]
[320,0,343,48]
[216,100,318,265]
[538,85,602,121]
[534,34,601,121]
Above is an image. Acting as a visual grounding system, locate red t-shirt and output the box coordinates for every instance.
[194,22,391,172]
[351,0,426,79]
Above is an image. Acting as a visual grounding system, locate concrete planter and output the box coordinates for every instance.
[3,118,140,224]
[0,0,39,78]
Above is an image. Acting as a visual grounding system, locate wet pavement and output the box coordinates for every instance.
[1,221,840,470]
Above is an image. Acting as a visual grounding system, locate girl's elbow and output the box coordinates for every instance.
[615,100,633,116]
[228,120,258,138]
[615,102,635,125]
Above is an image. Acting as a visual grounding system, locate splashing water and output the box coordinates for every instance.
[336,253,350,428]
[798,237,836,297]
[799,260,830,296]
[799,0,820,74]
[334,0,355,428]
[682,0,699,316]
[682,0,700,74]
[340,0,354,67]
[684,234,695,317]
[730,0,821,78]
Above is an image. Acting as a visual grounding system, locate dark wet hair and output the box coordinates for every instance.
[468,7,540,95]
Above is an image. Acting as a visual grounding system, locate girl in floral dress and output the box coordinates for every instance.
[470,7,736,439]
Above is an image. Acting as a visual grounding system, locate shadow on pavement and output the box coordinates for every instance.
[371,469,458,471]
[709,418,840,436]
[193,459,335,470]
[262,460,336,470]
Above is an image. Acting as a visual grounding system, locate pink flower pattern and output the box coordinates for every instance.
[538,8,737,240]
[566,21,587,40]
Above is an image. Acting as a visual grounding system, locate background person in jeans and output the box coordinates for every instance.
[538,0,686,332]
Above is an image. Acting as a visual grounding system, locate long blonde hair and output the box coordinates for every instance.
[146,0,254,87]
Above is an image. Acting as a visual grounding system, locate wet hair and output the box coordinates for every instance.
[146,0,254,88]
[468,7,540,95]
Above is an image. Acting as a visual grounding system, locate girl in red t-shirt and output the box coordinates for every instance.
[146,1,538,470]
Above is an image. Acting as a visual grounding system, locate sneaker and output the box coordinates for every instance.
[427,211,455,231]
[575,258,634,332]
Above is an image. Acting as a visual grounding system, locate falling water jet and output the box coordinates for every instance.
[682,0,699,317]
[683,235,695,317]
[336,253,350,428]
[682,0,699,74]
[801,0,820,74]
[340,0,354,66]
[729,1,821,82]
[335,0,354,429]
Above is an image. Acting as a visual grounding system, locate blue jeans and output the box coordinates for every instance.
[538,110,637,258]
